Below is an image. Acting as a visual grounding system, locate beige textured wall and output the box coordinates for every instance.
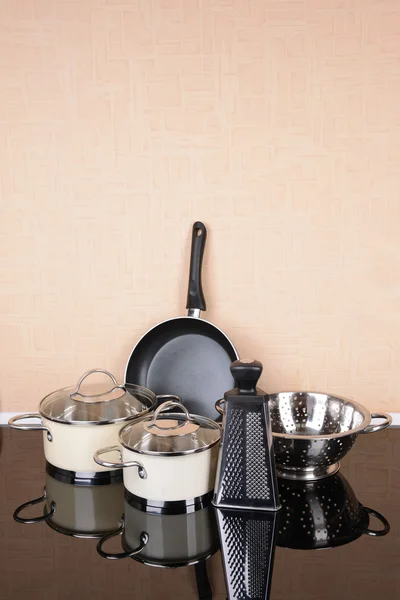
[1,0,400,413]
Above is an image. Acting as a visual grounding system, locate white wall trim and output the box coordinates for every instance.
[1,411,400,426]
[1,412,41,425]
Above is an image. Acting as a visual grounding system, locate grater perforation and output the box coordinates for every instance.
[220,408,245,500]
[246,412,271,500]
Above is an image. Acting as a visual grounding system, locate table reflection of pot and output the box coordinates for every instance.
[13,473,124,538]
[277,472,390,550]
[97,496,219,568]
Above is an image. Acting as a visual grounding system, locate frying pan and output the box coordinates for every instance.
[125,221,238,420]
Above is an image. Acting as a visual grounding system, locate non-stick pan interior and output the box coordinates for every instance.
[125,317,237,420]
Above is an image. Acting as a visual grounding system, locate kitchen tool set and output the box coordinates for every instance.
[9,220,393,587]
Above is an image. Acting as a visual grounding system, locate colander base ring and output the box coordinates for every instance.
[276,462,340,481]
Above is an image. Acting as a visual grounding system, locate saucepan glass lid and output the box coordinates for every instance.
[119,401,221,456]
[39,369,156,425]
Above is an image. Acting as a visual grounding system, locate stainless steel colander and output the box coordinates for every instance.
[268,392,391,481]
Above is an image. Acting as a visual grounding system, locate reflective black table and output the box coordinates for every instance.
[1,425,399,599]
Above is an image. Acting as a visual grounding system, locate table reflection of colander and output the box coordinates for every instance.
[277,472,390,550]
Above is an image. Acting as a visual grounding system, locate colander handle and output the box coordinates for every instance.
[356,506,390,537]
[361,413,392,434]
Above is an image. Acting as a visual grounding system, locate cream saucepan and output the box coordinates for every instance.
[9,369,158,483]
[94,400,221,513]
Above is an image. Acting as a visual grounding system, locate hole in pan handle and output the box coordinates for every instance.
[13,488,56,524]
[97,519,149,560]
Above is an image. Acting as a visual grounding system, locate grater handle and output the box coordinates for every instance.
[230,359,263,394]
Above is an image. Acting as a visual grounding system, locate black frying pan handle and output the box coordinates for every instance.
[186,221,207,312]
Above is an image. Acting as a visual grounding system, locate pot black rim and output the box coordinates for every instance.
[128,548,219,568]
[46,461,123,486]
[45,517,124,539]
[124,489,214,515]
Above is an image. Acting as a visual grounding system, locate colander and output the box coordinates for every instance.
[269,392,392,481]
[277,472,390,549]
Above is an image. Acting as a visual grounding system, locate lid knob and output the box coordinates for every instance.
[143,399,200,437]
[230,359,263,395]
[69,369,125,402]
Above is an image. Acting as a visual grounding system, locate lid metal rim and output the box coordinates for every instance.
[119,436,220,456]
[38,407,155,426]
[38,383,156,425]
[118,412,221,456]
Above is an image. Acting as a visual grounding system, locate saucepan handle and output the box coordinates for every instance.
[361,413,392,434]
[8,413,53,442]
[93,445,147,479]
[215,398,225,416]
[156,394,182,404]
[356,506,390,537]
[13,489,56,524]
[97,520,149,560]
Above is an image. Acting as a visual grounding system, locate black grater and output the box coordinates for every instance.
[216,508,279,600]
[213,359,280,510]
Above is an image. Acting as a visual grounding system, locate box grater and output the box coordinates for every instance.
[216,508,279,600]
[213,359,280,511]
